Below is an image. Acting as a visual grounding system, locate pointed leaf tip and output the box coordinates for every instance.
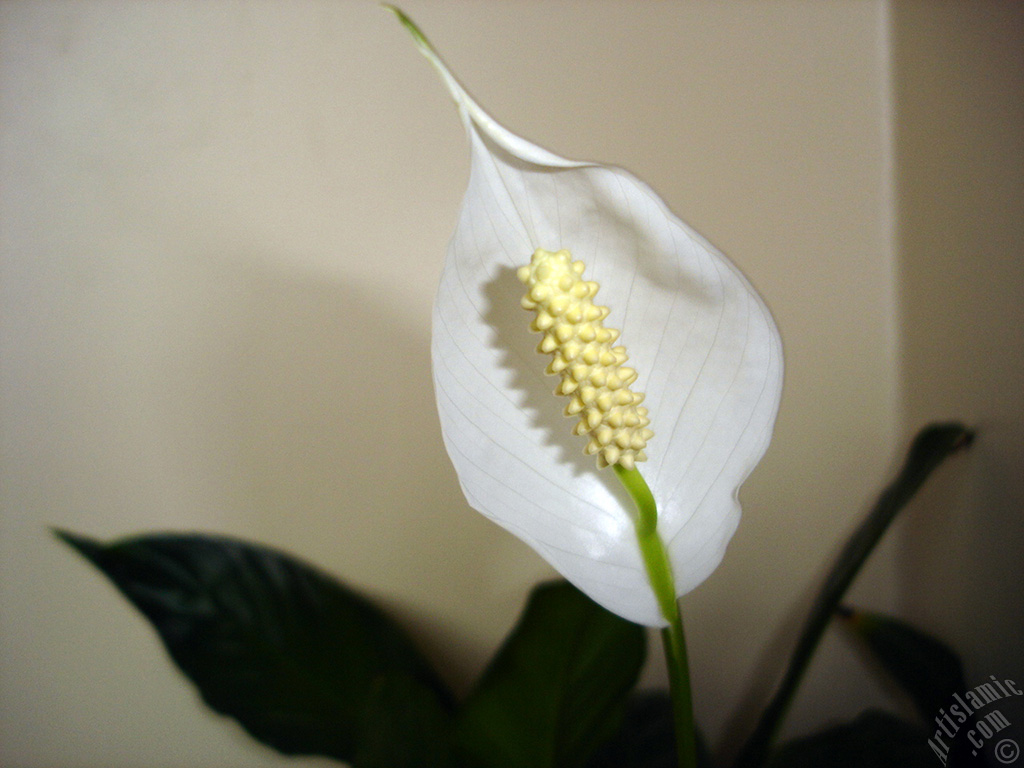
[56,531,453,762]
[384,5,471,118]
[382,5,427,49]
[53,527,105,562]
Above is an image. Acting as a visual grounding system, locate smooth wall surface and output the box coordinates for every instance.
[4,1,1005,765]
[891,0,1024,693]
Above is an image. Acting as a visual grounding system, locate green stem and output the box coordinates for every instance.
[731,423,974,768]
[614,465,696,768]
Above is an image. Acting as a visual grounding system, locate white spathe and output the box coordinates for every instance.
[396,9,784,626]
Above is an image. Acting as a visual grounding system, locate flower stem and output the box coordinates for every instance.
[614,465,696,768]
[662,615,696,768]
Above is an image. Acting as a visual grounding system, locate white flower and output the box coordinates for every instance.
[392,9,783,626]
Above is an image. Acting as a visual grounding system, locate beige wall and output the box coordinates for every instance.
[891,0,1024,691]
[0,2,1017,766]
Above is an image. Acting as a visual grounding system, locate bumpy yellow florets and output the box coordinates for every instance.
[517,248,654,470]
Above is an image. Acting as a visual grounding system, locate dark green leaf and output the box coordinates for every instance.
[735,422,974,768]
[766,709,934,768]
[839,606,966,723]
[585,690,716,768]
[56,530,453,763]
[454,580,645,768]
[353,672,457,768]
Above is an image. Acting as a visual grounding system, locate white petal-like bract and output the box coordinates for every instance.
[395,9,783,626]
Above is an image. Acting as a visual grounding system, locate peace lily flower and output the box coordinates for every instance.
[391,9,783,628]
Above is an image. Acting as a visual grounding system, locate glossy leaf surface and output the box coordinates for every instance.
[454,580,645,768]
[57,530,452,764]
